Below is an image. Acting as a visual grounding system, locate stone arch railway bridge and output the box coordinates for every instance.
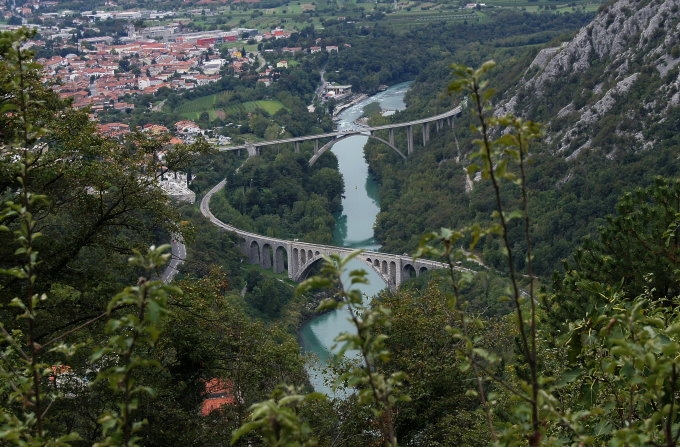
[201,180,454,290]
[218,106,462,165]
[203,106,468,289]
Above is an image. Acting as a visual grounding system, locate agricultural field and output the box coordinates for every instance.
[174,0,602,37]
[171,93,286,121]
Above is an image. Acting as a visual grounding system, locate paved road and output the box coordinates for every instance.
[162,233,186,283]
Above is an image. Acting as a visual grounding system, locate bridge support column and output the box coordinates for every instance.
[389,129,394,146]
[246,144,259,158]
[422,122,430,145]
[406,125,414,155]
[314,140,319,152]
[261,246,272,269]
[395,259,403,289]
[272,245,286,274]
[287,247,296,280]
[295,141,300,153]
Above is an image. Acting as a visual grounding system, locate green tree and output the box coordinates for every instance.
[0,28,211,446]
[553,177,680,321]
[308,167,344,214]
[418,60,545,446]
[543,178,680,446]
[376,282,501,445]
[416,62,680,447]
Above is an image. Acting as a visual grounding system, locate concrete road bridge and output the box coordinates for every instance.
[218,106,462,166]
[200,180,453,290]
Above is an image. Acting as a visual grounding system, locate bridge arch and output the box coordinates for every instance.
[249,240,260,265]
[364,256,399,289]
[308,133,406,167]
[274,245,288,274]
[403,263,416,279]
[292,250,326,282]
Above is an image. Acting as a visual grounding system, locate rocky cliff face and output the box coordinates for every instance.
[502,0,680,159]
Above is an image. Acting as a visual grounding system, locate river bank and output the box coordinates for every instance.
[332,93,369,117]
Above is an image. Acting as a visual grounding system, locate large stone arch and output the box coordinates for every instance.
[402,263,416,280]
[308,133,406,167]
[274,245,288,274]
[249,240,260,265]
[293,252,325,282]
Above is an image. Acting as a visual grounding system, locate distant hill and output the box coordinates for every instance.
[491,0,680,272]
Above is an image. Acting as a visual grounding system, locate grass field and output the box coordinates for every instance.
[383,10,479,28]
[173,91,233,115]
[174,96,286,121]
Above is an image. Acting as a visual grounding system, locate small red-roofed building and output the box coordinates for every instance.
[113,102,134,111]
[42,56,67,72]
[272,28,289,39]
[201,378,235,415]
[98,122,130,138]
[175,120,201,135]
[143,123,170,134]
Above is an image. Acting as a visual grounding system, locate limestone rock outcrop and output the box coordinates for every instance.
[502,0,680,158]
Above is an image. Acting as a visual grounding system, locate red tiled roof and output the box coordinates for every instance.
[201,378,235,415]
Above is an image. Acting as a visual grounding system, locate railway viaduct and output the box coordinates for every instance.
[201,180,450,290]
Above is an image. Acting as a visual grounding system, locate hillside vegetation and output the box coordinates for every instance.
[365,0,680,275]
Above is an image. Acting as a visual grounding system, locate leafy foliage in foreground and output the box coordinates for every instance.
[0,28,308,446]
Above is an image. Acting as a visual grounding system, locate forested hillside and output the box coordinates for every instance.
[366,0,680,276]
[318,10,595,94]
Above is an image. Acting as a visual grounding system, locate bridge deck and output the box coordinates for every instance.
[218,105,461,151]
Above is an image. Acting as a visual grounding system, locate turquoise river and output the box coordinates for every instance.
[298,81,412,397]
